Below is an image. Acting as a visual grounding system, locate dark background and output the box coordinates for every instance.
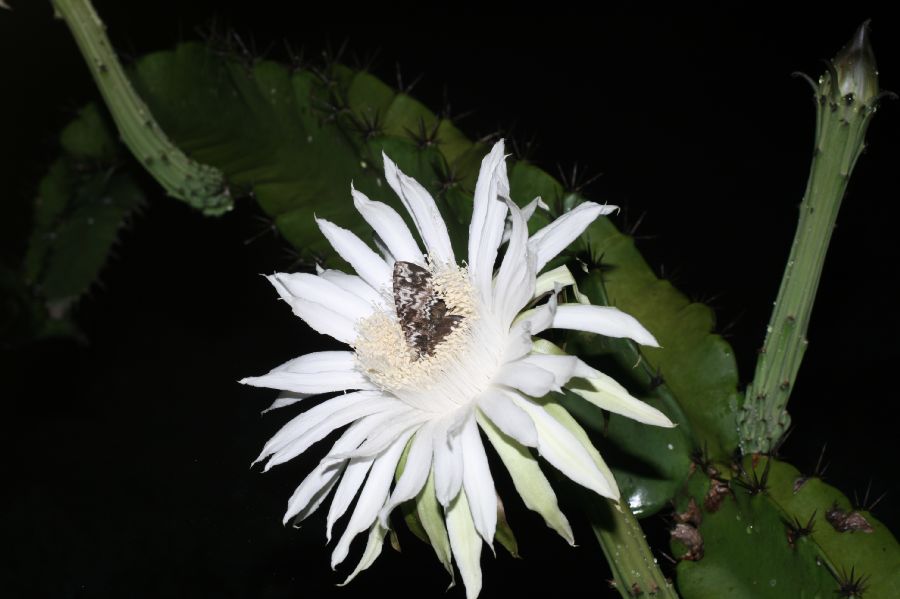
[1,2,898,597]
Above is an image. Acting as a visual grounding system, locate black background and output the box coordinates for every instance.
[1,2,899,597]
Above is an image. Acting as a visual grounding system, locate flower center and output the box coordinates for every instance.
[354,262,503,414]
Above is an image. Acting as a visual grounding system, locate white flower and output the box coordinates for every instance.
[242,140,673,598]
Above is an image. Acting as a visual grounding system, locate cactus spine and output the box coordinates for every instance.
[740,23,883,453]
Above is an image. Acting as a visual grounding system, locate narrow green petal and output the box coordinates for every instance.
[533,265,590,304]
[477,412,575,545]
[531,338,565,356]
[570,373,674,428]
[401,502,430,544]
[531,338,673,428]
[494,495,521,558]
[446,491,482,599]
[338,522,387,586]
[416,469,455,583]
[541,401,618,490]
[512,396,617,499]
[533,265,575,297]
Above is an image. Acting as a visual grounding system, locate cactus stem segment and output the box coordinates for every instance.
[739,22,883,453]
[592,498,681,599]
[51,0,233,215]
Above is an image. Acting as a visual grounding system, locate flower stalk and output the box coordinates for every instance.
[739,22,885,453]
[51,0,232,214]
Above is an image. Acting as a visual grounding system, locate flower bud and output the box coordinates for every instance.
[833,20,879,104]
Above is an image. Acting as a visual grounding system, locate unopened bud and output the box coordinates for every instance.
[833,20,879,104]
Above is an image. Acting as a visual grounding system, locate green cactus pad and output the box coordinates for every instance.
[673,457,900,598]
[21,103,144,334]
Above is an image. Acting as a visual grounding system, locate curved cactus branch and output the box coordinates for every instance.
[51,0,232,215]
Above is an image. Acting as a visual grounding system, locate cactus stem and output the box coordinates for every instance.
[51,0,233,215]
[591,498,680,599]
[740,22,884,453]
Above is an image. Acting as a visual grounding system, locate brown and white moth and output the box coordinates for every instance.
[392,261,463,358]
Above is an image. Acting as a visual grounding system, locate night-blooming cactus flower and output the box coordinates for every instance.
[242,140,674,598]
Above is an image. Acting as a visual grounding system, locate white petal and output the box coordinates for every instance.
[351,185,425,265]
[323,414,400,539]
[241,351,374,395]
[266,403,404,472]
[493,197,536,326]
[521,196,549,221]
[283,462,343,526]
[268,351,359,373]
[379,423,435,525]
[468,140,509,303]
[503,295,556,363]
[283,418,376,524]
[268,276,358,344]
[550,304,659,347]
[445,405,474,441]
[316,218,392,291]
[494,360,556,397]
[512,290,558,337]
[269,272,374,322]
[569,367,675,428]
[501,196,546,245]
[332,431,413,568]
[262,391,307,414]
[318,268,387,309]
[516,354,581,391]
[433,416,464,507]
[382,153,454,265]
[476,412,574,545]
[476,389,538,447]
[460,416,497,545]
[246,366,359,395]
[324,410,406,539]
[327,457,374,542]
[372,234,396,267]
[338,521,387,586]
[510,396,618,500]
[264,395,397,471]
[502,318,535,364]
[446,491,482,599]
[529,201,617,272]
[272,351,359,373]
[330,410,428,461]
[257,391,373,462]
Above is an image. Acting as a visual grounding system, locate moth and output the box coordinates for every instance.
[392,261,463,358]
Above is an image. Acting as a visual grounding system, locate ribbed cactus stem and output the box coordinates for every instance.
[592,499,679,599]
[740,22,883,453]
[51,0,232,215]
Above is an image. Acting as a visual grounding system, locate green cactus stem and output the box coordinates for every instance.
[739,22,885,453]
[591,498,680,599]
[51,0,232,215]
